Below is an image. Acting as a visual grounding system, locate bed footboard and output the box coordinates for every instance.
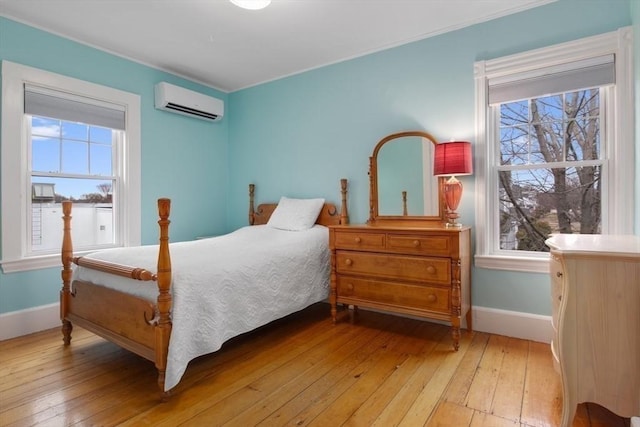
[60,199,173,397]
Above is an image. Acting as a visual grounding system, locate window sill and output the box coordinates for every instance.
[1,250,93,274]
[474,254,550,274]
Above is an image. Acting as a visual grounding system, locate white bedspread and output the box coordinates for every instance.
[72,224,330,391]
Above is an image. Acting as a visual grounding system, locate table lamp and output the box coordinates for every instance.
[433,141,473,227]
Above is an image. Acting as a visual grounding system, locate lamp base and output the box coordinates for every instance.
[443,176,464,228]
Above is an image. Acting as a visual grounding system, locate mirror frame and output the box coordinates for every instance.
[368,131,446,226]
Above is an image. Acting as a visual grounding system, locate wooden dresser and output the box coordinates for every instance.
[546,234,640,427]
[329,224,471,350]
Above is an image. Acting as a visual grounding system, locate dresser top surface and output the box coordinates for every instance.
[331,224,471,232]
[545,234,640,257]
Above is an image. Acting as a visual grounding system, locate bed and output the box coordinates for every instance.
[59,179,349,398]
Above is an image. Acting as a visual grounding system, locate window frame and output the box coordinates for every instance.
[27,117,122,255]
[1,61,141,273]
[474,27,634,273]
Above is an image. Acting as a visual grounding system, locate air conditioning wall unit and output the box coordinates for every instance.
[154,82,224,122]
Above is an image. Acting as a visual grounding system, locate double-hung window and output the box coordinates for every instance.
[1,61,141,273]
[474,27,634,273]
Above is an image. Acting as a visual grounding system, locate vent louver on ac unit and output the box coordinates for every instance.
[154,82,224,122]
[164,102,219,120]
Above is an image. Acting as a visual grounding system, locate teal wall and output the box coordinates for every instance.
[0,17,229,313]
[227,0,634,316]
[633,0,640,234]
[0,0,635,318]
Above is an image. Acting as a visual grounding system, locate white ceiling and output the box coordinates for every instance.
[1,0,554,92]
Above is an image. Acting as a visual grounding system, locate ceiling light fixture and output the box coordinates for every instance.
[230,0,271,10]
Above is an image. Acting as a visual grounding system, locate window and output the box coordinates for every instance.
[498,88,605,251]
[30,116,120,252]
[474,28,634,272]
[1,61,141,273]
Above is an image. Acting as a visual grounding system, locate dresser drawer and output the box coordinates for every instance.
[335,250,450,285]
[336,276,450,313]
[333,231,386,251]
[386,234,452,256]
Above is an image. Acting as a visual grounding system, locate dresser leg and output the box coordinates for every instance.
[452,326,460,351]
[348,305,359,323]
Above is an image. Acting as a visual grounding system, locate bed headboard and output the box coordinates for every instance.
[249,178,349,227]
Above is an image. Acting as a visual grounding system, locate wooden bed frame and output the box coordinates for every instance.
[60,179,349,398]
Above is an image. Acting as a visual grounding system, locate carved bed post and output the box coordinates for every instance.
[248,184,255,225]
[339,178,349,225]
[155,198,172,397]
[60,201,73,345]
[402,191,408,216]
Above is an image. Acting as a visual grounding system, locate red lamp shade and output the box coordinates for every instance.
[433,141,473,177]
[433,141,473,227]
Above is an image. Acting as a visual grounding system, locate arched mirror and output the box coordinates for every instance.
[368,131,446,226]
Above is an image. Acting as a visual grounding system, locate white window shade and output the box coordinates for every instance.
[488,54,615,105]
[24,84,126,130]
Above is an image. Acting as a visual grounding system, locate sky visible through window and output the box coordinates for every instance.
[31,116,114,200]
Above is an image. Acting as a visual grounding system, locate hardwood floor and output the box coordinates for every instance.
[0,303,631,426]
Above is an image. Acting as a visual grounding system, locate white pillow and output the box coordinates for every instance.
[267,196,325,231]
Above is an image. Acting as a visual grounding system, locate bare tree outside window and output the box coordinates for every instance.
[498,89,602,252]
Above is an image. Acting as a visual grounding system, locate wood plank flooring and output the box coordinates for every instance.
[0,303,632,426]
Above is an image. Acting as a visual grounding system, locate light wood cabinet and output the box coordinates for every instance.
[329,224,471,350]
[546,234,640,426]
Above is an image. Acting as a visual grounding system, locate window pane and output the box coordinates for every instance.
[500,101,528,127]
[30,176,114,252]
[32,137,60,173]
[566,117,600,161]
[566,89,599,118]
[499,166,601,252]
[89,126,112,145]
[500,125,529,165]
[90,143,112,176]
[530,97,563,165]
[62,140,88,174]
[500,92,601,168]
[62,121,88,141]
[565,89,600,162]
[531,95,563,124]
[31,116,60,138]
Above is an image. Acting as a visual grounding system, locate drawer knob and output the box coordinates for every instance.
[345,258,353,266]
[347,283,354,291]
[427,294,437,303]
[354,237,362,243]
[413,240,420,247]
[556,271,563,278]
[427,266,436,274]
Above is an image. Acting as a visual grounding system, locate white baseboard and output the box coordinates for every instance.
[472,306,553,344]
[0,303,60,341]
[0,302,553,344]
[352,305,553,344]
